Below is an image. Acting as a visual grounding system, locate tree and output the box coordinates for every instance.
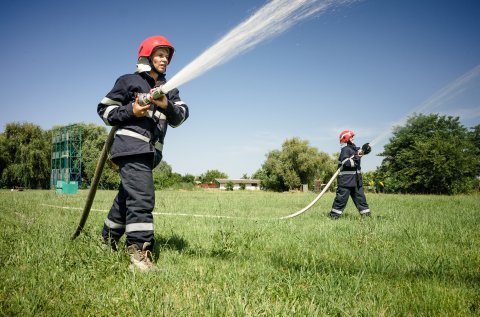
[378,114,479,194]
[153,160,173,189]
[469,124,480,178]
[362,170,384,193]
[0,134,7,182]
[225,181,234,191]
[182,174,195,184]
[199,169,228,183]
[470,124,480,150]
[239,174,248,190]
[0,122,51,189]
[257,137,336,191]
[152,161,195,190]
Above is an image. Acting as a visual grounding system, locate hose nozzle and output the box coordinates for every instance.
[137,85,166,106]
[361,143,372,155]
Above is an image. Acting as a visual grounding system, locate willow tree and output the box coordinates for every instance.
[0,122,51,189]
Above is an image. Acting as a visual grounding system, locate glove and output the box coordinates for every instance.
[361,143,371,155]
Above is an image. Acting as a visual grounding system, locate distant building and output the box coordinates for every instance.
[214,178,261,190]
[194,182,217,189]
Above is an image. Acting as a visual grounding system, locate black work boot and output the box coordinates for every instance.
[329,212,341,220]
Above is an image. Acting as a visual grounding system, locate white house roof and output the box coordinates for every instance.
[214,178,261,184]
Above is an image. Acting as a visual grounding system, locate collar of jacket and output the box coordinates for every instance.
[138,71,163,88]
[347,142,360,151]
[155,74,166,87]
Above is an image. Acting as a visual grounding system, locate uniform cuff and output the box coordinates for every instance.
[126,102,135,118]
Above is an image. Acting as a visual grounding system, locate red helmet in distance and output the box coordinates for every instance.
[138,35,175,64]
[339,130,355,143]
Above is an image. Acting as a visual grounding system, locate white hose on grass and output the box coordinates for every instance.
[278,167,340,219]
[42,168,339,221]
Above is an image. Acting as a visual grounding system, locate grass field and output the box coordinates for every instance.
[1,189,479,316]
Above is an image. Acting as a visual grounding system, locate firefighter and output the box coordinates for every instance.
[97,35,189,272]
[329,130,371,219]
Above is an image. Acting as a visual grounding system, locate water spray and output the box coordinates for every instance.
[369,64,480,149]
[163,0,356,93]
[144,0,357,98]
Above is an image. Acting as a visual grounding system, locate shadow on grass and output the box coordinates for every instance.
[154,233,189,254]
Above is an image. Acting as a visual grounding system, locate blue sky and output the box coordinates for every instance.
[1,0,479,178]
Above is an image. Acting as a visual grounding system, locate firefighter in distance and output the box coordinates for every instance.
[329,130,371,219]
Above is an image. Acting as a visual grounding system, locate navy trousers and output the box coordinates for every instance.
[102,154,155,249]
[330,185,370,216]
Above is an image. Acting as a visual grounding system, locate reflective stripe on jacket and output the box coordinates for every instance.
[97,72,189,160]
[337,143,363,187]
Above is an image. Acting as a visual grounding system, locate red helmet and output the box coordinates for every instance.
[339,130,355,143]
[138,35,175,64]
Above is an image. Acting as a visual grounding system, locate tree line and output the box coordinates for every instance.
[1,114,479,194]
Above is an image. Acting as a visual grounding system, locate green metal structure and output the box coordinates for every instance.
[51,124,82,194]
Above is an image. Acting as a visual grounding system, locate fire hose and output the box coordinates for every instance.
[70,87,166,240]
[71,99,370,238]
[70,126,118,240]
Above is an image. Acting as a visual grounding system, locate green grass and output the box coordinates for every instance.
[1,189,479,316]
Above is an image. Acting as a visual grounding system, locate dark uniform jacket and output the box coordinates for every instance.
[97,72,189,165]
[337,143,363,187]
